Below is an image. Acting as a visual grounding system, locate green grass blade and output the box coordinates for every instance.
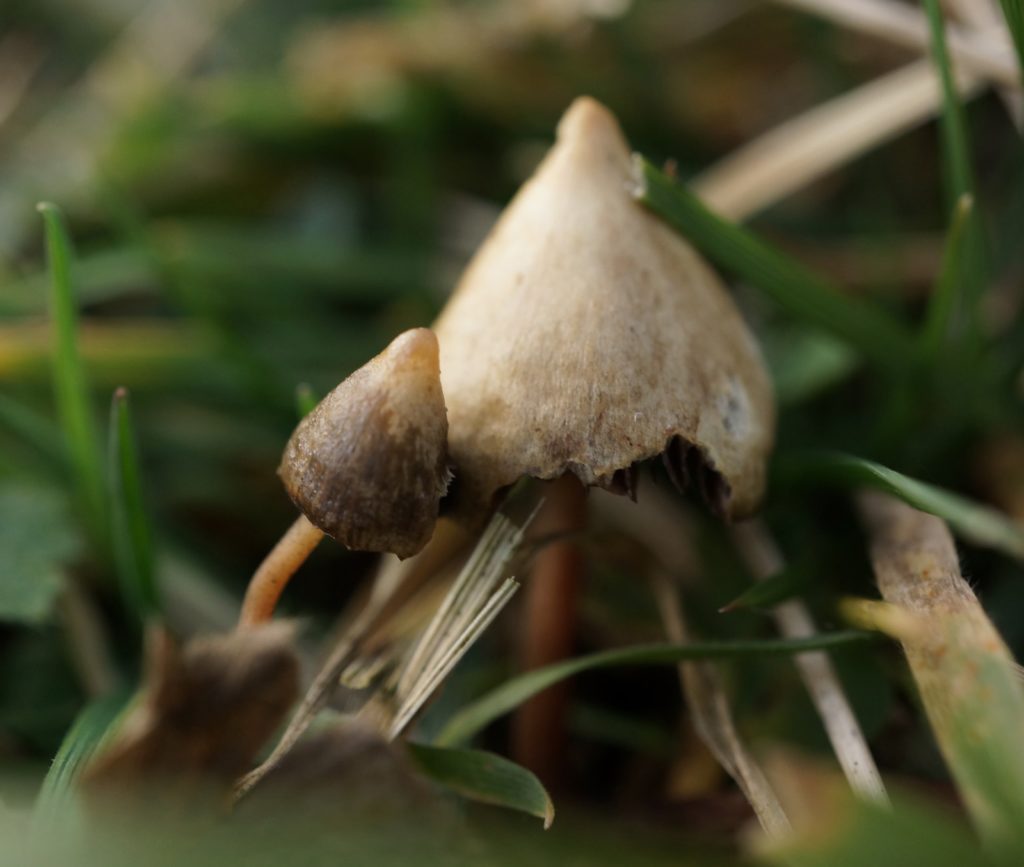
[923,0,975,204]
[33,689,132,829]
[108,388,159,620]
[633,158,916,370]
[923,0,987,346]
[719,566,806,614]
[436,632,871,747]
[1001,0,1024,89]
[777,451,1024,560]
[37,203,107,547]
[407,743,555,829]
[921,194,974,359]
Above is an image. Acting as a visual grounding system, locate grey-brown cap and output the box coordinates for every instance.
[279,328,449,559]
[433,97,775,519]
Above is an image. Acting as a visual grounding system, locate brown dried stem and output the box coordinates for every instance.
[510,475,588,787]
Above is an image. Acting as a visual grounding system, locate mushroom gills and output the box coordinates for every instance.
[660,434,732,520]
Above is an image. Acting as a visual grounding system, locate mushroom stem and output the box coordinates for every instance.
[238,515,325,628]
[511,474,588,786]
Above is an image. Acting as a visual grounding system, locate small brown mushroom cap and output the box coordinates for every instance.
[433,97,775,519]
[279,328,449,559]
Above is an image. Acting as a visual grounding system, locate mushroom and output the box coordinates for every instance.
[433,96,774,519]
[238,328,450,627]
[431,96,775,779]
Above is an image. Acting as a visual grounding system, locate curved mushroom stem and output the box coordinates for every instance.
[511,474,587,787]
[238,515,325,628]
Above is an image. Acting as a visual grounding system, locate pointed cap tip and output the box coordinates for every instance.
[278,326,448,558]
[386,327,440,374]
[557,96,623,145]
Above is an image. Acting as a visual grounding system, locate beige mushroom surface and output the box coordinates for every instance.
[279,327,450,559]
[433,96,774,519]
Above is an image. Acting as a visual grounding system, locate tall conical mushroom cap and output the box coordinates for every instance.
[433,97,774,519]
[279,328,449,559]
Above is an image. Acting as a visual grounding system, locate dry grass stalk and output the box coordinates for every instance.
[701,0,1022,221]
[235,511,524,801]
[943,0,1022,126]
[234,520,470,799]
[732,521,888,805]
[651,570,791,839]
[858,491,1024,846]
[383,513,528,738]
[385,577,519,738]
[349,520,476,653]
[693,59,982,222]
[597,487,884,807]
[945,0,1011,39]
[773,0,1018,88]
